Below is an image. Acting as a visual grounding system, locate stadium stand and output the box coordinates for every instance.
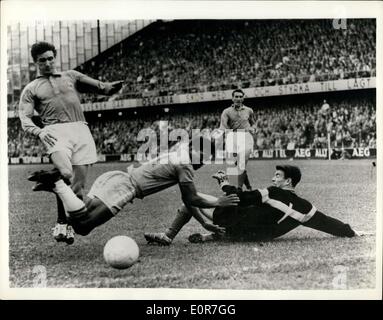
[7,19,376,159]
[76,19,376,101]
[8,95,376,157]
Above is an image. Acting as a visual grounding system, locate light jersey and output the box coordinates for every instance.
[129,148,194,199]
[20,71,87,126]
[19,70,110,136]
[219,105,254,130]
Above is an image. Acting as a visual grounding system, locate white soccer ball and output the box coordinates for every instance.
[103,235,139,269]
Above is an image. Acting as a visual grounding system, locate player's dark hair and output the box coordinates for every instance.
[276,165,301,187]
[232,89,245,97]
[31,42,57,62]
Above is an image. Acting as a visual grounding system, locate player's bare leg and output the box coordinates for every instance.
[145,205,193,245]
[50,151,75,243]
[49,156,90,243]
[50,151,74,185]
[145,194,218,245]
[49,178,115,236]
[30,170,114,237]
[71,165,88,196]
[64,164,89,242]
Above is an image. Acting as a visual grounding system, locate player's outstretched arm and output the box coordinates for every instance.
[74,70,124,95]
[185,206,225,235]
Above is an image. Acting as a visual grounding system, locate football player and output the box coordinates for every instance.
[19,41,124,244]
[28,136,239,237]
[218,89,256,190]
[145,165,370,245]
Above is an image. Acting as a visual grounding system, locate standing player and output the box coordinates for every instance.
[27,136,239,237]
[219,89,256,190]
[19,41,124,244]
[319,99,330,119]
[145,165,368,245]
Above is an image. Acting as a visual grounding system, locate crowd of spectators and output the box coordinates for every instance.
[76,19,376,102]
[8,96,376,158]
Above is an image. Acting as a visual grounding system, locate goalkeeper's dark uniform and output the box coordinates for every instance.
[212,185,356,241]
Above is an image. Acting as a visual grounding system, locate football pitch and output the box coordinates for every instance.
[8,160,377,289]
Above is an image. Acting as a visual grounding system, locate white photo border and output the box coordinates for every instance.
[1,0,382,300]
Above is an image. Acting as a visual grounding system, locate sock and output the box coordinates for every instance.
[68,202,114,236]
[165,207,193,239]
[243,170,252,189]
[53,180,85,214]
[237,171,246,189]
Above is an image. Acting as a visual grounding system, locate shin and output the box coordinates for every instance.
[68,198,114,236]
[165,205,193,239]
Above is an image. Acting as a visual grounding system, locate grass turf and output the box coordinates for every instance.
[8,160,376,289]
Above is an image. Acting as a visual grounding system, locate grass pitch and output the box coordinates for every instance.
[8,160,376,289]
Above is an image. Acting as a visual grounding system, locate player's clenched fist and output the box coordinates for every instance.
[216,194,240,207]
[38,131,57,147]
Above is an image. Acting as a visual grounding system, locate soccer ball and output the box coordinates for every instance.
[103,235,139,269]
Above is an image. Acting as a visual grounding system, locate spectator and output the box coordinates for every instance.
[8,96,376,157]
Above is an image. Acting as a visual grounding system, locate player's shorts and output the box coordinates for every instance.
[225,131,254,156]
[87,171,137,215]
[42,122,97,165]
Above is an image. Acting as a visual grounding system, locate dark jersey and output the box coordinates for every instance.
[213,185,355,241]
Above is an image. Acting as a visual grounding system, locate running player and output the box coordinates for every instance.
[145,165,368,245]
[219,89,256,190]
[28,136,239,237]
[19,41,124,244]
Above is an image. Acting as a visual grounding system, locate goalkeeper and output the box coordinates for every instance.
[144,165,370,245]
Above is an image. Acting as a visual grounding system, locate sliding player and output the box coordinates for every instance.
[145,165,368,245]
[28,136,239,237]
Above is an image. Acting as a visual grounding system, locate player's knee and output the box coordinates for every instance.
[71,180,85,195]
[59,169,73,182]
[178,205,192,218]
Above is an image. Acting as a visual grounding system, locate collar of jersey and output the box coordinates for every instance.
[281,186,296,193]
[36,72,62,78]
[231,104,245,110]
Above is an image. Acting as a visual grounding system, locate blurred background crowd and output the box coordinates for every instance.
[8,96,376,157]
[77,19,375,101]
[8,19,376,158]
